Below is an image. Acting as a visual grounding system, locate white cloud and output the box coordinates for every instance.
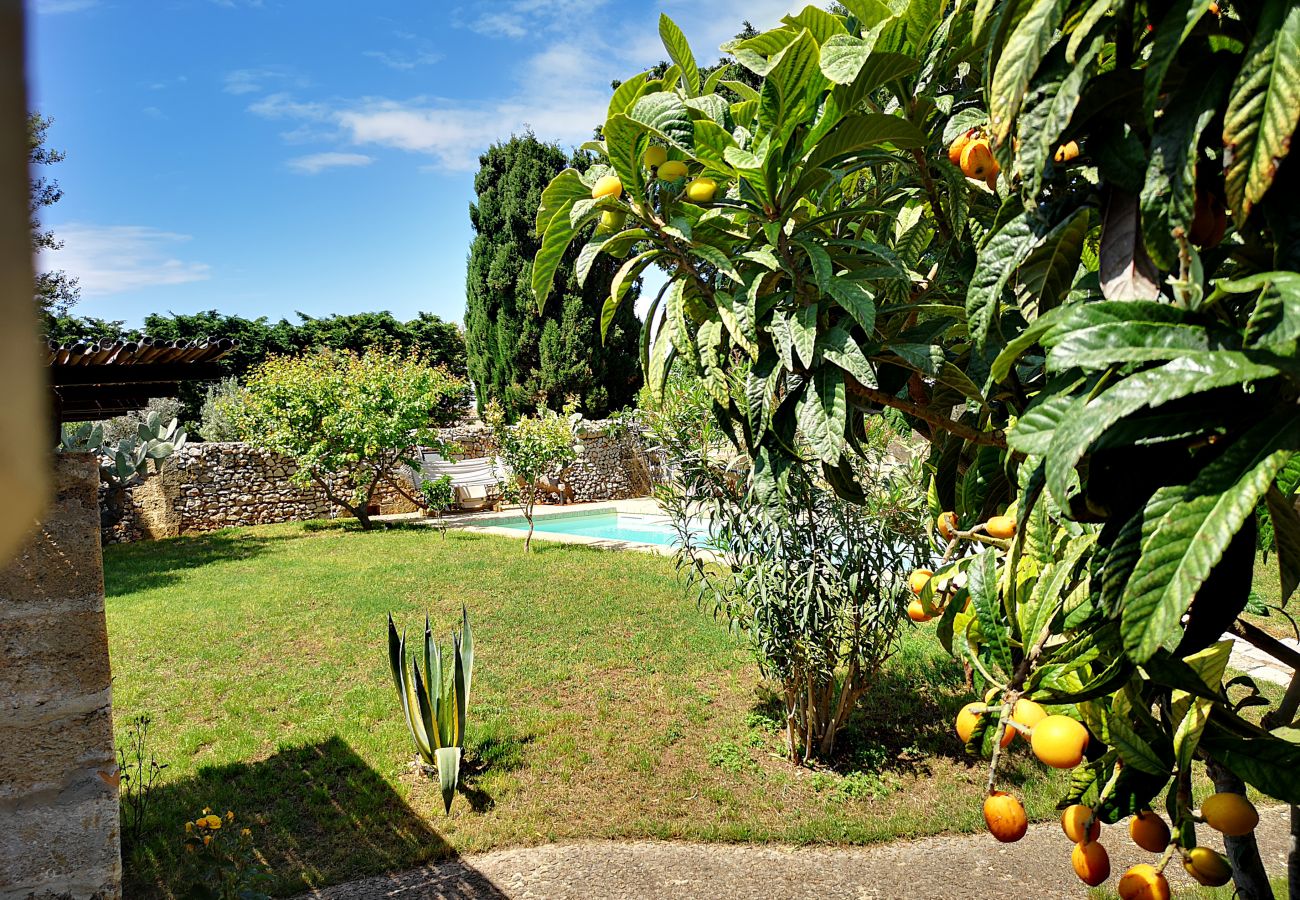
[364,49,442,71]
[240,3,803,174]
[33,0,100,12]
[246,91,330,121]
[286,152,374,175]
[455,0,610,39]
[247,35,615,172]
[223,67,307,96]
[40,225,211,296]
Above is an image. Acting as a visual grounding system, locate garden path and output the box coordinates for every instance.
[1226,632,1298,686]
[305,804,1291,899]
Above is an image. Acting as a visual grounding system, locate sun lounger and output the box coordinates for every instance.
[413,450,508,511]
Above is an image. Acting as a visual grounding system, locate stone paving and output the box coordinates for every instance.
[305,806,1292,900]
[1225,631,1298,686]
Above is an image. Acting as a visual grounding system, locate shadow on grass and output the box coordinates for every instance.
[123,735,509,899]
[103,529,304,597]
[457,731,537,813]
[745,647,978,780]
[300,519,433,534]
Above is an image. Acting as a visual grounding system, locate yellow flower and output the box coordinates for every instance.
[202,807,212,815]
[184,821,193,833]
[203,834,212,846]
[205,815,223,829]
[240,828,251,838]
[225,810,234,822]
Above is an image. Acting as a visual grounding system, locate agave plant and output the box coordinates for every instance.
[386,606,473,813]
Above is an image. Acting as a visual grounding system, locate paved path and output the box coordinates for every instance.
[1226,632,1298,686]
[304,806,1291,900]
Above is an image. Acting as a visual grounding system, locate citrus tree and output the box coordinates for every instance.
[231,348,467,529]
[534,2,1300,896]
[484,399,579,551]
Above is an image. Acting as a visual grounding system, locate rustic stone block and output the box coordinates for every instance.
[0,610,112,707]
[0,703,115,798]
[0,788,121,898]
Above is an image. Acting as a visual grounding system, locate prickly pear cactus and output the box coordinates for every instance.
[60,412,187,487]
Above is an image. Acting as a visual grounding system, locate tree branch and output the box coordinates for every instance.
[307,470,362,519]
[1230,620,1300,672]
[845,377,1007,448]
[909,147,954,243]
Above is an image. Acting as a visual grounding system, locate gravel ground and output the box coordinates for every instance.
[303,806,1291,900]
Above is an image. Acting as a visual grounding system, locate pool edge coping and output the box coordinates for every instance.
[430,498,679,556]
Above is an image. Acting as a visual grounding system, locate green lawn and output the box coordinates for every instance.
[1249,551,1300,639]
[106,521,1077,896]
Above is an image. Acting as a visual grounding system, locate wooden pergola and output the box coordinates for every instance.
[47,337,235,424]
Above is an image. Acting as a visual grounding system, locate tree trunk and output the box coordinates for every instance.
[522,490,534,551]
[308,471,373,530]
[1207,760,1275,900]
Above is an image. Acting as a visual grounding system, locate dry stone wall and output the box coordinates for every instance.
[438,420,657,503]
[102,420,657,543]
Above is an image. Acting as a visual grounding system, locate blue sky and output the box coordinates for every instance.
[29,0,803,329]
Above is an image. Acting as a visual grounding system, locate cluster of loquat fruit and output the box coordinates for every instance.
[590,144,717,225]
[1048,792,1256,897]
[946,128,1079,189]
[905,510,1014,623]
[944,127,1226,250]
[908,510,1261,897]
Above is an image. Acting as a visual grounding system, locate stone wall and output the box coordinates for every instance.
[1,453,121,899]
[438,420,657,502]
[102,420,656,543]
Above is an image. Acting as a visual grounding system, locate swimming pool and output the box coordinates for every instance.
[497,512,686,546]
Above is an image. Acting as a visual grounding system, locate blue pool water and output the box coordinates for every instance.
[499,512,684,546]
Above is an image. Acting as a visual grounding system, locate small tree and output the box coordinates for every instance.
[484,399,578,551]
[232,348,467,530]
[198,377,242,441]
[652,373,929,762]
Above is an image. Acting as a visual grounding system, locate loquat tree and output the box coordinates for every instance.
[534,3,1300,897]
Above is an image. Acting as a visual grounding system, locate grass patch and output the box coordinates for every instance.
[106,521,1070,896]
[1249,551,1300,639]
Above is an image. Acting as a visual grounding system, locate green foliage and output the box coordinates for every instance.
[536,0,1300,882]
[29,113,80,317]
[151,310,467,424]
[230,348,467,529]
[61,410,188,488]
[44,313,127,345]
[386,607,474,813]
[484,398,579,550]
[100,397,186,444]
[179,809,271,900]
[638,359,742,476]
[661,402,929,763]
[198,378,243,442]
[46,310,468,426]
[419,474,456,514]
[465,133,642,421]
[116,713,166,853]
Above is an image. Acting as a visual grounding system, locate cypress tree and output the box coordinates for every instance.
[464,132,641,420]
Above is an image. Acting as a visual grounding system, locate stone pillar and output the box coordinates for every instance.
[0,453,120,900]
